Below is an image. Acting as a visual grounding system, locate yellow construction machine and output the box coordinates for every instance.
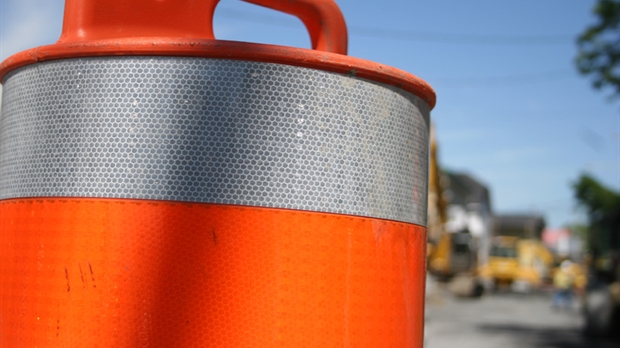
[426,124,483,297]
[480,234,554,292]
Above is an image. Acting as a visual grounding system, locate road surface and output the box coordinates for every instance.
[425,286,619,348]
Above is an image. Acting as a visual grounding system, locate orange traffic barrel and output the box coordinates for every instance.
[0,0,436,347]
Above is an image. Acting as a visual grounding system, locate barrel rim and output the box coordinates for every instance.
[0,38,436,109]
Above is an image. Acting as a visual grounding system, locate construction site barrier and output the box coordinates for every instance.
[0,0,435,346]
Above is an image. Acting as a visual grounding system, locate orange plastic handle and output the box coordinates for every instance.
[243,0,348,55]
[58,0,347,55]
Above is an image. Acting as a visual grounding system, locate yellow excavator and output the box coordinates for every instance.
[426,123,449,274]
[480,236,519,287]
[479,216,554,292]
[426,124,482,297]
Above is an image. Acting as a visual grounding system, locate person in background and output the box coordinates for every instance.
[552,260,575,310]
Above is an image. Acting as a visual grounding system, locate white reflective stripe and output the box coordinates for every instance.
[0,57,429,225]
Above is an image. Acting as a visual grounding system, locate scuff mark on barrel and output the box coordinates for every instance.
[79,264,86,288]
[64,267,70,292]
[212,228,218,245]
[88,262,96,288]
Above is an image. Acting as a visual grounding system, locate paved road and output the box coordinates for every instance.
[425,287,619,348]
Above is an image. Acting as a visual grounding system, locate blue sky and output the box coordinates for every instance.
[1,0,618,228]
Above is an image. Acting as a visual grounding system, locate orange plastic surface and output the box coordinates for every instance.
[0,198,427,347]
[59,0,219,42]
[58,0,346,55]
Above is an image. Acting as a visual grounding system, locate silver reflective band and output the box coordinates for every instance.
[0,57,429,225]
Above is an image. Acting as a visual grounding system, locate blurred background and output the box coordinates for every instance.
[1,0,619,347]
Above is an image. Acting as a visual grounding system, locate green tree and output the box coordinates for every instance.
[573,174,620,219]
[572,174,620,255]
[575,0,620,98]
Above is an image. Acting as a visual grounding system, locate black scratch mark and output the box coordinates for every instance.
[88,262,96,288]
[212,228,217,245]
[64,267,70,292]
[79,264,86,287]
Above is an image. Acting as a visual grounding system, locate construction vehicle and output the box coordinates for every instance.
[426,125,487,297]
[429,230,478,279]
[513,239,554,292]
[480,215,553,292]
[426,124,448,254]
[481,236,519,287]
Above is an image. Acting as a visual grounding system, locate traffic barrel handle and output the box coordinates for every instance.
[244,0,348,55]
[57,0,347,55]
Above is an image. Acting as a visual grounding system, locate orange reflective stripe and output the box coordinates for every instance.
[1,198,426,347]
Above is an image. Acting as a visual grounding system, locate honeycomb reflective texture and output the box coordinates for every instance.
[0,57,429,224]
[0,198,427,347]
